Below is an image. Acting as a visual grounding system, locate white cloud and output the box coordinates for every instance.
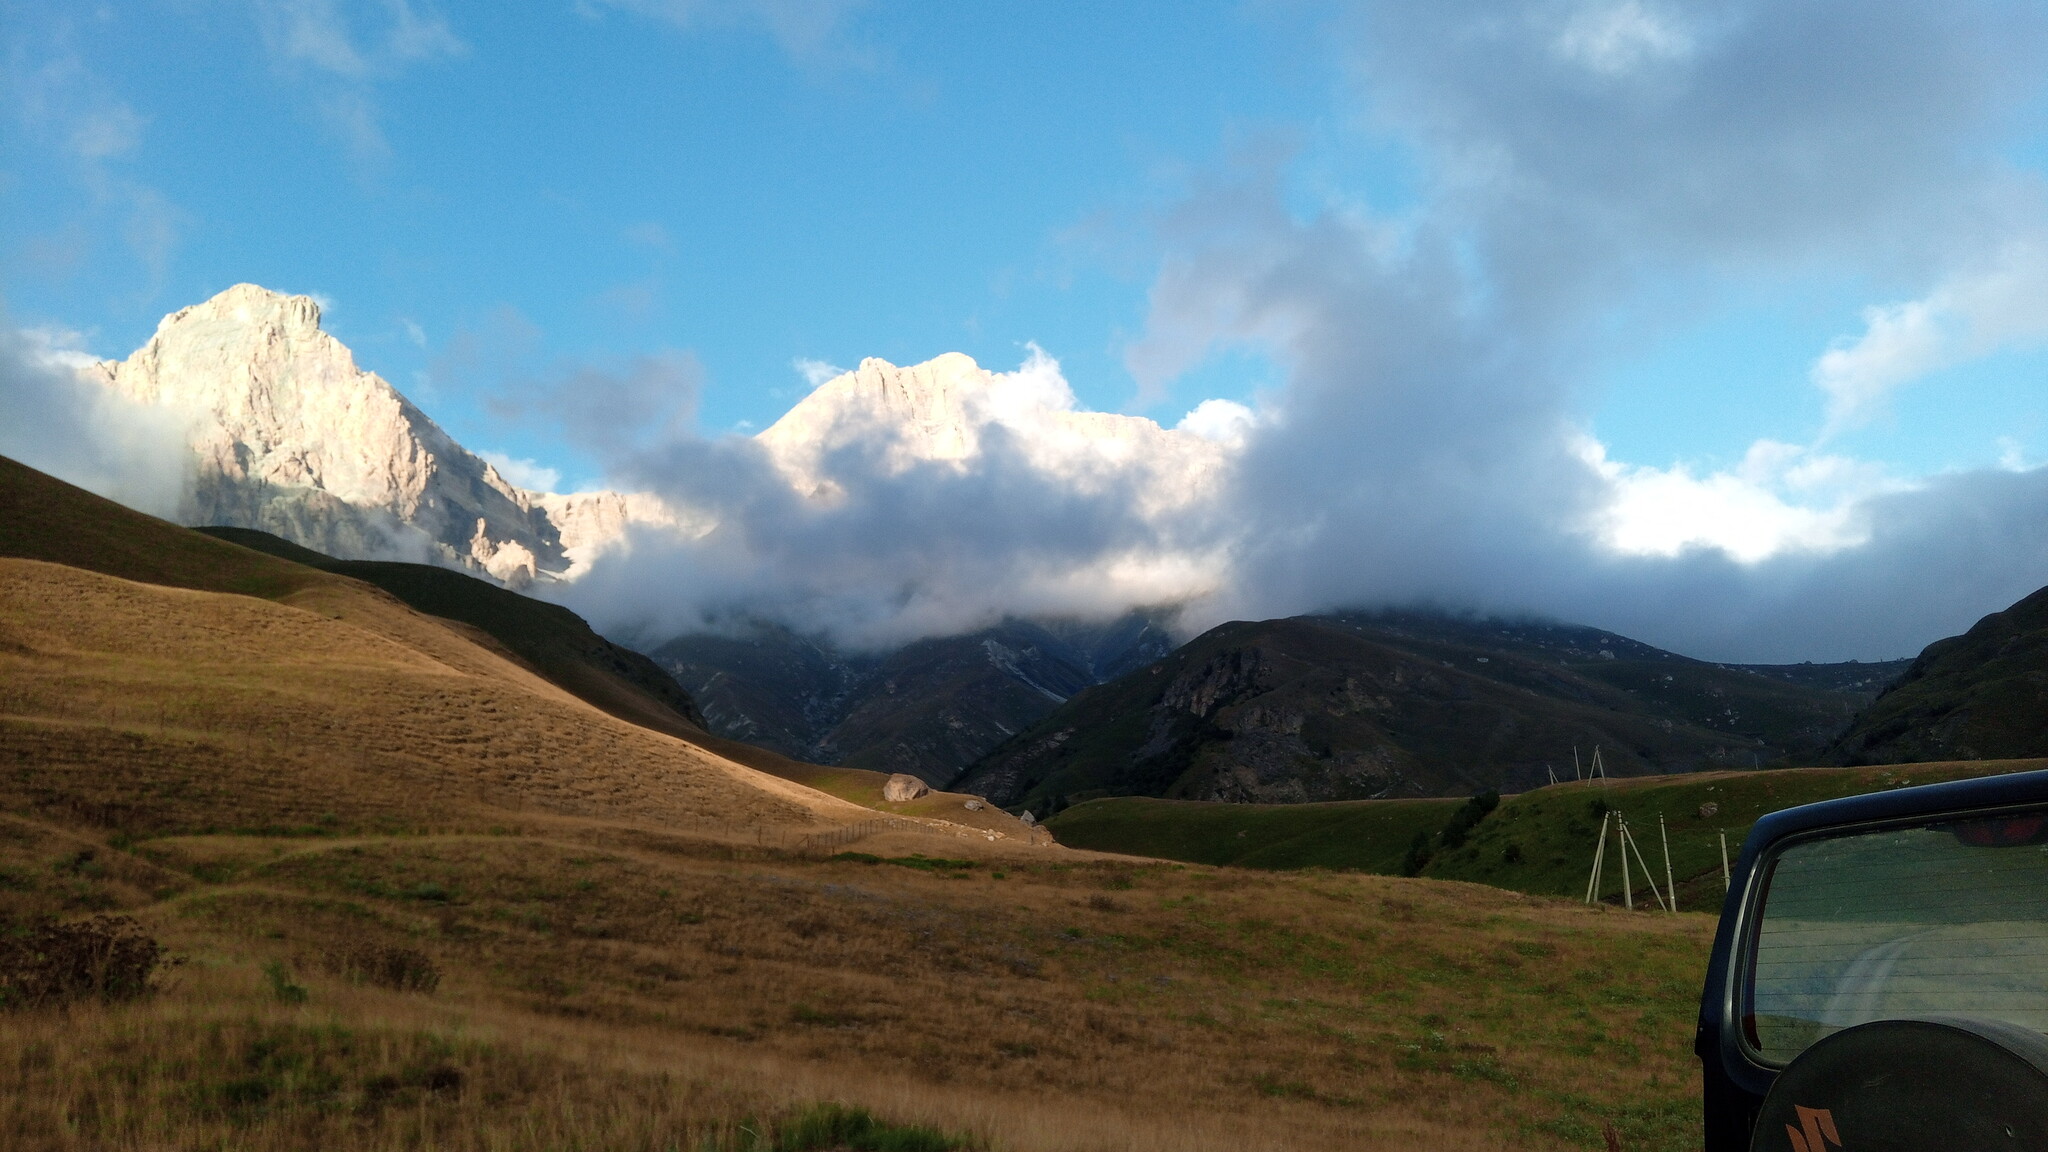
[399,317,427,348]
[792,357,845,388]
[1814,234,2048,431]
[241,0,467,160]
[1998,437,2032,472]
[1580,437,1895,563]
[386,0,466,60]
[542,347,1243,649]
[1550,1,1696,77]
[6,27,182,295]
[0,321,193,520]
[479,450,563,493]
[67,103,145,161]
[1174,398,1258,446]
[1108,0,2048,661]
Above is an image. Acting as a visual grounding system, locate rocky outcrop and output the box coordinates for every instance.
[81,284,672,585]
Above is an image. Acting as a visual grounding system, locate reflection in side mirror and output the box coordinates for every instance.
[1948,812,2048,848]
[1743,806,2048,1066]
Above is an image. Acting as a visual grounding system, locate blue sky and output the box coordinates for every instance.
[8,1,2048,659]
[13,0,2039,484]
[5,2,1332,481]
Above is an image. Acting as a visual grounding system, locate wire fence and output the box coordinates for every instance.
[794,818,898,855]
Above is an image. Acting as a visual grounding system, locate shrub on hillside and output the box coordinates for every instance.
[1436,791,1500,851]
[753,1103,978,1151]
[321,943,441,993]
[0,914,173,1008]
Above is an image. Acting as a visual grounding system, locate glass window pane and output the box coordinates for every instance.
[1745,809,2048,1065]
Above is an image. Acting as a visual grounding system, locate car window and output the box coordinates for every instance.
[1744,807,2048,1066]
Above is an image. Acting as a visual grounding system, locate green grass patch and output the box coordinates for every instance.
[830,853,978,873]
[1043,761,2040,900]
[1043,796,1460,871]
[743,1102,979,1151]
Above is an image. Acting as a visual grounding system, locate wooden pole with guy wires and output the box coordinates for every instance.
[1621,818,1667,912]
[1585,810,1611,904]
[1660,814,1677,913]
[1617,816,1632,910]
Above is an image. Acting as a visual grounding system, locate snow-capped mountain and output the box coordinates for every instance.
[757,349,1241,513]
[76,286,1246,598]
[79,284,671,585]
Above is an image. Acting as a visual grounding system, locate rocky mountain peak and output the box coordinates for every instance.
[758,354,985,471]
[81,283,672,586]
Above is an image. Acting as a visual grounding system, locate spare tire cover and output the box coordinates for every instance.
[1750,1016,2048,1152]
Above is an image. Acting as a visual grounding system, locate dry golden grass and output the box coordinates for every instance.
[0,558,888,839]
[0,818,1710,1151]
[0,556,1712,1150]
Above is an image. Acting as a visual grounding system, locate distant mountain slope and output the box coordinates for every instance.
[655,614,1176,786]
[1828,583,2048,764]
[958,611,1891,809]
[197,526,709,738]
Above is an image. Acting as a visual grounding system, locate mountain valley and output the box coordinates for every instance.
[655,613,1175,785]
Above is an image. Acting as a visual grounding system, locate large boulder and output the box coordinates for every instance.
[882,774,930,802]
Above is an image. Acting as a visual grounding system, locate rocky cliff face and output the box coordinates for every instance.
[81,284,671,585]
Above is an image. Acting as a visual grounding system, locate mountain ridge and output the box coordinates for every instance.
[958,609,1906,810]
[654,612,1177,786]
[1828,581,2048,764]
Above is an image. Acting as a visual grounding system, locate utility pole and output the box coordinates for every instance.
[1618,817,1632,910]
[1660,814,1677,913]
[1585,810,1611,904]
[1621,818,1667,912]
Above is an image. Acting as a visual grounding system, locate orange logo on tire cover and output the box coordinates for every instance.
[1785,1105,1841,1152]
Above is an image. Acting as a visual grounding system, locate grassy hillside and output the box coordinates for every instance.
[198,526,709,736]
[1829,582,2048,763]
[963,612,1885,810]
[1048,760,2048,908]
[0,457,1737,1150]
[0,455,324,600]
[192,527,1015,829]
[0,808,1718,1152]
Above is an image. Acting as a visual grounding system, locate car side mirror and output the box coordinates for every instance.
[1696,769,2048,1152]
